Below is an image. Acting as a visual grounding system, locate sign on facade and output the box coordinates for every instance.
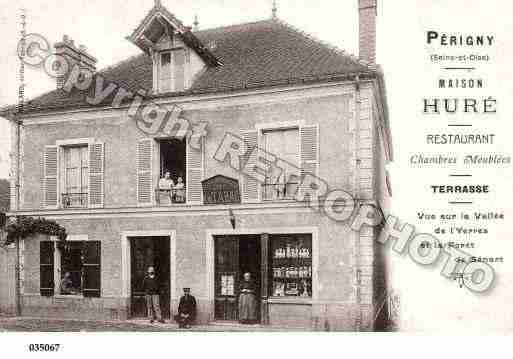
[202,175,241,205]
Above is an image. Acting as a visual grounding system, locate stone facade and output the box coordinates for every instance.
[3,80,390,331]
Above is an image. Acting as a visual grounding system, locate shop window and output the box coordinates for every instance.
[61,145,88,208]
[39,241,101,298]
[262,128,300,201]
[270,234,312,298]
[156,138,186,204]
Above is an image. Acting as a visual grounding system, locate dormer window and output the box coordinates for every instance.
[128,2,221,95]
[158,49,186,93]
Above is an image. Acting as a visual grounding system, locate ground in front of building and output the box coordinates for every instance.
[0,316,307,332]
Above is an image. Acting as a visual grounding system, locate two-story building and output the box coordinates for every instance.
[1,0,392,330]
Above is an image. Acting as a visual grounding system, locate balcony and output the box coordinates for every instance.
[262,182,299,201]
[155,188,186,206]
[61,193,88,209]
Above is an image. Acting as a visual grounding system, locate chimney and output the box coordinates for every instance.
[193,15,199,31]
[358,0,377,64]
[54,35,97,89]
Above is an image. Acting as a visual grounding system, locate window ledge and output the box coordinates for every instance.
[54,294,84,299]
[267,297,312,305]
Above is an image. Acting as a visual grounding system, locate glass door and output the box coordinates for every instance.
[214,236,239,321]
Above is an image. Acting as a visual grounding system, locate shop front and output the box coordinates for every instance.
[206,227,318,328]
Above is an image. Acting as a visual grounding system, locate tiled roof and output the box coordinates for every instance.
[12,19,377,115]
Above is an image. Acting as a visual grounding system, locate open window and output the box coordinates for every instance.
[156,138,187,204]
[40,240,101,298]
[59,241,101,297]
[60,242,83,295]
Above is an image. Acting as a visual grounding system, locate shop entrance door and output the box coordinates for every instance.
[214,235,261,322]
[130,236,171,319]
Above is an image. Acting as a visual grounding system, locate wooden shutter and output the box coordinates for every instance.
[40,241,55,297]
[241,130,259,203]
[89,142,104,208]
[82,241,101,298]
[43,146,58,208]
[186,137,203,204]
[137,139,153,205]
[299,125,320,198]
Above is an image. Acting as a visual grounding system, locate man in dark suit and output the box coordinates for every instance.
[143,266,164,324]
[174,287,197,328]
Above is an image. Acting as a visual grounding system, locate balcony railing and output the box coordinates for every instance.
[262,182,299,201]
[61,193,88,209]
[155,188,186,206]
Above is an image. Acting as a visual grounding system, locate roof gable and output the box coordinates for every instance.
[127,2,220,66]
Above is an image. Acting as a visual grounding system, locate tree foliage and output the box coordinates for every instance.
[4,216,67,246]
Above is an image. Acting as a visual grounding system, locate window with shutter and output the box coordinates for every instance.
[241,130,259,203]
[137,139,153,205]
[40,241,55,297]
[43,146,58,208]
[82,241,101,298]
[89,142,104,208]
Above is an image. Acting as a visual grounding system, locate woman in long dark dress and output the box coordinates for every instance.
[239,272,257,324]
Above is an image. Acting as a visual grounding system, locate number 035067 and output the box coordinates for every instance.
[28,344,61,352]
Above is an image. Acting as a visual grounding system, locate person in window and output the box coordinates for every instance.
[174,176,185,203]
[158,172,174,203]
[143,266,164,324]
[60,271,75,295]
[238,272,257,324]
[174,287,197,328]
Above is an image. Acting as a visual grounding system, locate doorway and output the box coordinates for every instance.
[130,236,171,319]
[214,235,261,322]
